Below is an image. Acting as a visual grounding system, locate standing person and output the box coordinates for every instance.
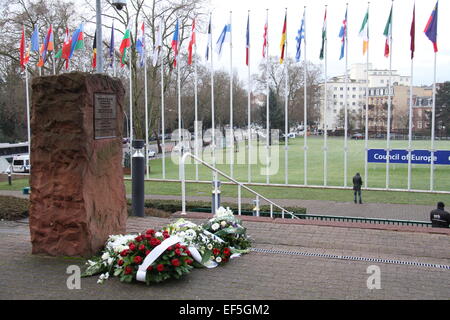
[352,172,363,204]
[430,202,450,228]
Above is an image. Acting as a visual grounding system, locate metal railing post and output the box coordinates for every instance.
[181,153,189,215]
[238,184,242,215]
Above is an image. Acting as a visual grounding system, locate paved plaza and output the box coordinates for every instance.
[1,213,449,300]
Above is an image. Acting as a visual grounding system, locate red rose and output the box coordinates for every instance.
[118,259,124,266]
[171,259,181,267]
[150,238,160,246]
[185,249,191,256]
[147,266,153,271]
[120,249,129,257]
[124,266,133,275]
[222,258,228,263]
[135,235,142,242]
[175,243,182,249]
[163,233,170,239]
[133,256,143,264]
[181,245,187,250]
[144,234,152,241]
[129,243,136,251]
[139,244,146,251]
[156,264,165,272]
[145,249,151,256]
[167,246,173,251]
[175,249,182,256]
[186,259,193,265]
[223,248,231,256]
[146,229,155,235]
[213,248,220,256]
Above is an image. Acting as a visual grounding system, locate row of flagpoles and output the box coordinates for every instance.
[19,1,440,190]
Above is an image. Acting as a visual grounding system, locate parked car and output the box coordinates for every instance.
[147,149,156,158]
[351,133,364,140]
[12,154,30,173]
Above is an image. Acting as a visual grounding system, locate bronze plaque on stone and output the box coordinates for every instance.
[94,93,117,139]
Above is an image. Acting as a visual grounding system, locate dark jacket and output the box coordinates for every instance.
[352,174,363,191]
[430,208,450,228]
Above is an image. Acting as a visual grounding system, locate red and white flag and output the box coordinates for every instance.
[262,15,268,58]
[188,19,196,65]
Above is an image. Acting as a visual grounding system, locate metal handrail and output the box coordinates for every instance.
[180,152,299,219]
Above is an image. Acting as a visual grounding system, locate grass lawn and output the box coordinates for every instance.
[2,177,448,206]
[147,136,450,192]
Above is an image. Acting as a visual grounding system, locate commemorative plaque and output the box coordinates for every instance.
[94,93,117,139]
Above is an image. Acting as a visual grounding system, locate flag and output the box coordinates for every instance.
[295,11,305,62]
[359,9,369,55]
[109,21,115,68]
[152,18,162,66]
[188,19,196,65]
[410,4,415,59]
[205,17,212,60]
[246,13,250,66]
[339,8,347,60]
[92,30,97,68]
[30,24,39,52]
[119,28,131,67]
[215,22,231,57]
[36,40,44,67]
[383,5,393,58]
[41,24,54,64]
[424,1,438,53]
[136,22,145,68]
[172,19,179,67]
[319,8,327,60]
[279,13,287,64]
[20,26,26,70]
[55,26,70,69]
[262,15,268,58]
[69,24,85,59]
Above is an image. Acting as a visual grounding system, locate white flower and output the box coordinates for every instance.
[207,244,213,250]
[220,221,227,227]
[215,257,222,263]
[87,260,96,266]
[215,206,234,218]
[212,223,220,231]
[107,257,114,265]
[155,232,163,238]
[101,252,110,260]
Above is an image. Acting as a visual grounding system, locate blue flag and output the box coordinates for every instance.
[109,21,115,67]
[424,1,438,52]
[295,12,305,62]
[339,8,347,60]
[31,24,40,52]
[215,23,230,57]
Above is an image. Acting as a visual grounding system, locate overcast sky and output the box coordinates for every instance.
[196,0,448,86]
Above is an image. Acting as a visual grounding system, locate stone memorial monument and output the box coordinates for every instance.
[29,72,127,257]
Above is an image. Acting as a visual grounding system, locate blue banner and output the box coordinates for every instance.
[368,149,450,165]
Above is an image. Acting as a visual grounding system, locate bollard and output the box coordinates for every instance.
[211,180,221,214]
[7,168,12,186]
[252,198,260,217]
[132,140,145,217]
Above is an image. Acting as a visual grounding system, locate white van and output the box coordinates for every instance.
[12,154,30,173]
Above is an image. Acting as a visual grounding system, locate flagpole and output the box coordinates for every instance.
[194,23,199,181]
[323,5,328,187]
[284,8,289,185]
[177,21,182,181]
[407,51,413,190]
[430,51,436,191]
[344,3,349,187]
[25,65,31,158]
[265,8,270,185]
[386,1,393,189]
[229,11,234,179]
[210,12,216,175]
[129,45,133,174]
[364,2,370,189]
[144,33,150,180]
[303,7,308,186]
[247,10,252,183]
[161,45,166,179]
